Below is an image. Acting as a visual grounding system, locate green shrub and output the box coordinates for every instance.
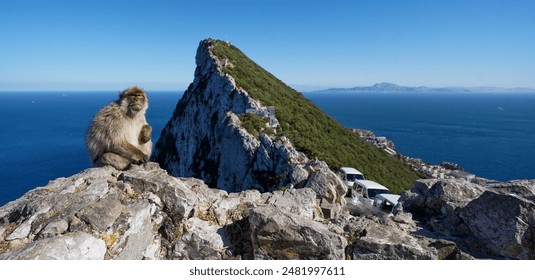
[239,113,268,138]
[212,40,421,193]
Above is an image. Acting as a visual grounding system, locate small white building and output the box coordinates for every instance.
[450,170,476,181]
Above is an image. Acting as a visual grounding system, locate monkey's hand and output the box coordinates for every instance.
[139,124,152,144]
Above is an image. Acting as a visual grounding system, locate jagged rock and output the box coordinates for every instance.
[399,178,535,259]
[77,192,124,232]
[304,161,347,205]
[339,212,471,260]
[152,39,346,206]
[340,214,430,260]
[353,225,435,260]
[171,217,231,260]
[0,232,106,260]
[488,180,535,201]
[0,164,337,260]
[400,179,484,235]
[260,188,322,221]
[37,218,69,239]
[402,179,484,217]
[114,201,155,260]
[459,191,535,259]
[248,205,346,260]
[2,164,535,260]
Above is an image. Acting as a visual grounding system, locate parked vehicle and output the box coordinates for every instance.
[373,193,400,212]
[351,180,391,205]
[339,167,365,187]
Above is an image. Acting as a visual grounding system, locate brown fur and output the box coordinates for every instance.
[86,86,152,170]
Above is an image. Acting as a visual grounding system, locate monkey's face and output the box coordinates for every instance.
[120,87,148,116]
[127,94,146,113]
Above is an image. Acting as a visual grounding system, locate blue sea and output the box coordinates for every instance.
[1,91,534,206]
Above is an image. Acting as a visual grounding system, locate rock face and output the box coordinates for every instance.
[152,39,346,207]
[400,179,535,259]
[2,165,534,260]
[0,164,340,260]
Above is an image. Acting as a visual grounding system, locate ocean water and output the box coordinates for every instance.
[0,91,180,206]
[1,91,534,206]
[304,92,535,182]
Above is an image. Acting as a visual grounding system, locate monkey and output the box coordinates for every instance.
[86,86,152,170]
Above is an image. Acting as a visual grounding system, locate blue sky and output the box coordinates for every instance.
[1,0,534,91]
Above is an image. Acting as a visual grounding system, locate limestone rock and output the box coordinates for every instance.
[304,161,347,205]
[151,39,346,206]
[261,188,322,220]
[0,164,335,260]
[401,179,484,218]
[399,178,535,259]
[459,191,535,259]
[3,165,535,260]
[0,232,106,260]
[248,206,347,260]
[353,223,435,260]
[172,217,230,260]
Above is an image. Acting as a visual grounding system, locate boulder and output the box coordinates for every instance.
[248,206,347,260]
[304,161,347,206]
[460,191,535,259]
[0,232,106,260]
[400,179,484,236]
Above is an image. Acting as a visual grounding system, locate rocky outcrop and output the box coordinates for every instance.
[2,165,534,259]
[0,164,336,260]
[400,179,535,259]
[460,190,535,259]
[152,39,346,207]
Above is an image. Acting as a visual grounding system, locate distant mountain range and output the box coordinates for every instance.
[310,82,535,94]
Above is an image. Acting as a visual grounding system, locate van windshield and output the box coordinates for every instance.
[346,174,365,181]
[367,189,390,199]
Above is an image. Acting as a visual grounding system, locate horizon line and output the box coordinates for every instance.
[1,83,535,93]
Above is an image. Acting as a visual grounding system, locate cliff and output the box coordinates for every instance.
[2,163,534,260]
[152,39,420,195]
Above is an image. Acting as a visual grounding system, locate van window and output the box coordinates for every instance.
[346,174,365,181]
[367,189,390,199]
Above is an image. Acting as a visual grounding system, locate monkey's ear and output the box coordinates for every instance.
[119,89,128,100]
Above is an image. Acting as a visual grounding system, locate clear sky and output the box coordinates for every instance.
[1,0,534,91]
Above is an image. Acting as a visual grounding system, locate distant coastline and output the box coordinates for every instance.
[308,82,535,94]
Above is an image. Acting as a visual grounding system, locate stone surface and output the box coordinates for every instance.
[248,206,347,260]
[0,232,106,260]
[172,217,230,260]
[1,165,535,260]
[398,178,535,259]
[0,164,340,260]
[459,191,535,259]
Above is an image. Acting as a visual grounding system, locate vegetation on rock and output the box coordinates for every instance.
[212,40,422,193]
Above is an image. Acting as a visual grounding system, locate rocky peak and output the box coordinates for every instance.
[152,39,347,206]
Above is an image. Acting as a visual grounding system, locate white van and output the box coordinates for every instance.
[339,167,365,187]
[373,193,400,212]
[351,180,391,205]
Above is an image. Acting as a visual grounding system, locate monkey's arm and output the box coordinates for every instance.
[139,124,152,144]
